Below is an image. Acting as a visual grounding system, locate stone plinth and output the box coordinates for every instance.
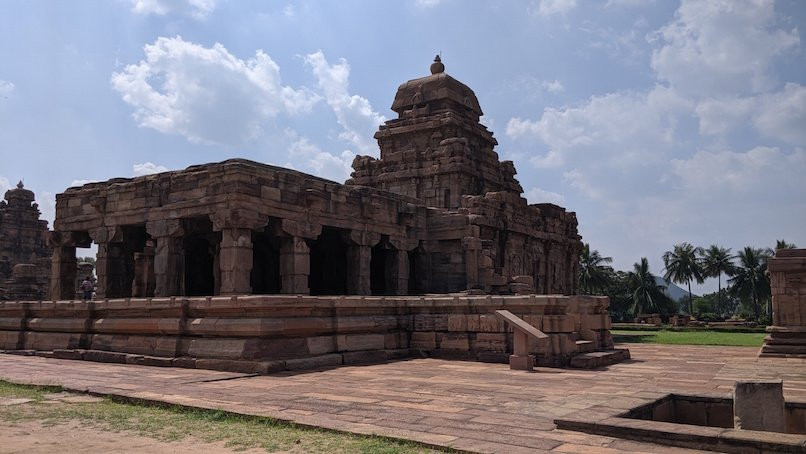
[760,249,806,358]
[0,294,622,373]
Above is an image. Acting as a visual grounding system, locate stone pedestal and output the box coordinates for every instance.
[733,380,786,432]
[760,249,806,358]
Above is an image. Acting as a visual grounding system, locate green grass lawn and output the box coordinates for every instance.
[0,380,440,454]
[611,329,766,347]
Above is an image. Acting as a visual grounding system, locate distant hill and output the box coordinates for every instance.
[654,276,696,302]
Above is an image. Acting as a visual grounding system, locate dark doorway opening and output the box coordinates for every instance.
[251,230,280,294]
[370,244,390,295]
[106,225,149,298]
[408,249,419,294]
[183,218,218,296]
[308,227,347,295]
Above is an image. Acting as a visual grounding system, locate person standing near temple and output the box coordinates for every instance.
[80,276,94,301]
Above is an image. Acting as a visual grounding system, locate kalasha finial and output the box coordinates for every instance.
[430,55,444,74]
[16,180,23,189]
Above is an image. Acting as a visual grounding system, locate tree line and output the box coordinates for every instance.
[578,240,798,323]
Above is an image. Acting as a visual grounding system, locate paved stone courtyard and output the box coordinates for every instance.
[2,344,805,453]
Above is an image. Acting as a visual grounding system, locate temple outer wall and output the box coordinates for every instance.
[0,294,613,372]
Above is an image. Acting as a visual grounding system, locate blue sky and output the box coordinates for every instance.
[1,0,804,294]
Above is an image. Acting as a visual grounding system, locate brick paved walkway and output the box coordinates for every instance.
[2,344,805,453]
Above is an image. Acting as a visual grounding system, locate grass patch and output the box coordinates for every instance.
[612,330,766,347]
[0,380,442,453]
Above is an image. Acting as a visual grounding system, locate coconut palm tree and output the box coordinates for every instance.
[728,247,772,320]
[775,239,797,250]
[578,243,613,295]
[701,245,736,312]
[663,242,705,315]
[628,257,673,316]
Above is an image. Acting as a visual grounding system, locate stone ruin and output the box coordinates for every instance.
[0,181,51,301]
[761,248,806,357]
[0,58,627,372]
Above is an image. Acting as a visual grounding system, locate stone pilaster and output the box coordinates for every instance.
[279,236,310,294]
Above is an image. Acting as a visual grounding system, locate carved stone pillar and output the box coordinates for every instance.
[132,240,155,297]
[388,237,418,295]
[88,226,123,299]
[279,236,310,294]
[211,210,265,296]
[146,220,184,297]
[218,227,253,295]
[48,232,77,301]
[346,230,380,295]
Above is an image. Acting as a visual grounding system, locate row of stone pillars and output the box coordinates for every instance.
[49,214,419,299]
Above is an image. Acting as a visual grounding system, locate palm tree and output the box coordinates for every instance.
[627,257,673,316]
[578,243,613,295]
[728,247,772,320]
[701,245,735,312]
[663,242,705,315]
[775,239,797,250]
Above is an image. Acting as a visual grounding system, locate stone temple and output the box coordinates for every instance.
[48,57,581,301]
[0,181,51,301]
[1,58,616,372]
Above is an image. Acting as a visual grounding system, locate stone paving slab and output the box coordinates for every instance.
[1,344,805,453]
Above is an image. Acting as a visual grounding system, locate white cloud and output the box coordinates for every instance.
[304,51,385,155]
[0,80,13,96]
[525,186,566,205]
[649,0,799,97]
[130,0,216,20]
[695,97,754,136]
[413,0,442,7]
[285,129,355,182]
[541,80,564,93]
[111,36,320,146]
[70,179,96,187]
[507,85,691,171]
[753,83,806,146]
[132,162,169,176]
[0,177,11,195]
[532,0,577,17]
[671,146,806,197]
[695,83,806,145]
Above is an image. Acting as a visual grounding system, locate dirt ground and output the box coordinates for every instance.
[1,419,272,454]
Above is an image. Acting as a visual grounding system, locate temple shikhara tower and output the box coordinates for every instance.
[0,182,51,300]
[48,57,582,300]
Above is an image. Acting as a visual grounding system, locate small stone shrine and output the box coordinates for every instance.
[0,182,51,300]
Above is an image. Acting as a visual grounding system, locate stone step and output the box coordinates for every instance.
[575,340,595,353]
[759,344,806,356]
[569,349,630,369]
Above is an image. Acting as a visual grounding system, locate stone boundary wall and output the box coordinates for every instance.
[0,294,613,373]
